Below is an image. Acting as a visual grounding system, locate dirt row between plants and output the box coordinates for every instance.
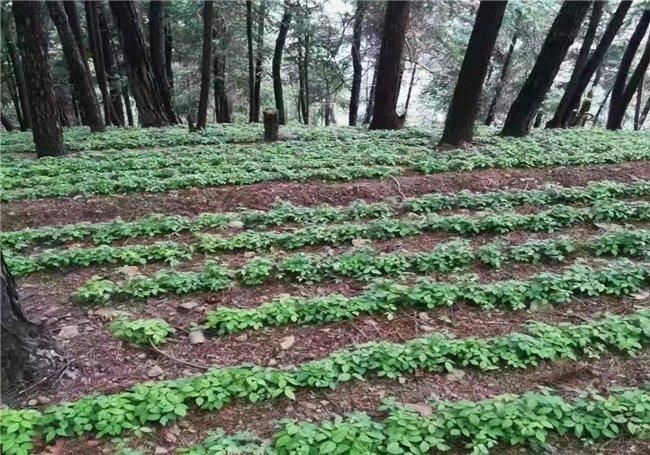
[3,161,648,231]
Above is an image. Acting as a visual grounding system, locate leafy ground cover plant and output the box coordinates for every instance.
[3,180,646,252]
[0,310,646,451]
[181,387,650,455]
[109,318,176,346]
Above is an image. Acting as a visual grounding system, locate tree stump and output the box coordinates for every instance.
[1,253,65,404]
[263,108,279,141]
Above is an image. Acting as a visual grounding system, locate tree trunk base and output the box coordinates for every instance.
[264,108,279,141]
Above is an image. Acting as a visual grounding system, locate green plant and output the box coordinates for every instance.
[110,318,176,346]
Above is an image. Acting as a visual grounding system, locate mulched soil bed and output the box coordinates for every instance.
[3,161,648,231]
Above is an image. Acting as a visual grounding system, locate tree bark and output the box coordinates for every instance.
[607,32,650,130]
[253,0,266,122]
[440,1,507,145]
[196,0,213,130]
[551,1,630,129]
[48,1,105,133]
[13,0,65,157]
[123,83,134,127]
[272,0,292,125]
[1,253,65,405]
[369,1,410,130]
[3,33,31,130]
[213,9,232,124]
[110,1,169,127]
[85,1,113,125]
[1,111,15,131]
[3,54,26,130]
[246,0,255,122]
[349,0,365,126]
[607,10,650,130]
[484,31,518,126]
[592,86,612,126]
[501,1,591,137]
[63,1,91,76]
[263,108,279,141]
[634,73,644,130]
[546,1,604,128]
[638,94,650,129]
[164,8,174,95]
[97,4,126,126]
[297,33,310,125]
[149,0,177,124]
[403,59,417,118]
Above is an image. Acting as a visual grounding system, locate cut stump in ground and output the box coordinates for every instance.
[264,108,279,141]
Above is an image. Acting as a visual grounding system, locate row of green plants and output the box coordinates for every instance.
[181,388,650,455]
[2,137,423,184]
[109,318,176,347]
[3,180,646,252]
[201,260,648,335]
[72,230,649,303]
[1,310,647,453]
[0,123,435,154]
[1,162,400,202]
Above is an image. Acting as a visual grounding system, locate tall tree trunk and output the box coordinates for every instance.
[273,0,292,125]
[149,0,177,124]
[349,0,365,126]
[634,73,644,130]
[552,1,630,129]
[484,31,519,126]
[123,83,134,127]
[97,4,125,126]
[546,1,604,128]
[369,1,410,130]
[48,1,105,133]
[85,0,114,125]
[63,1,91,75]
[501,1,591,137]
[440,1,507,145]
[592,86,612,126]
[607,10,650,130]
[1,253,65,405]
[246,0,255,122]
[110,0,169,128]
[13,0,65,157]
[1,111,15,131]
[213,9,232,124]
[297,35,307,124]
[607,34,650,130]
[164,8,174,95]
[363,58,378,125]
[196,0,213,130]
[253,0,266,123]
[3,34,31,130]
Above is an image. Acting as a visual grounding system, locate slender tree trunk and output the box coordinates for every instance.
[48,1,105,132]
[110,0,169,127]
[3,55,26,130]
[369,1,411,130]
[253,0,266,123]
[552,1,630,129]
[363,58,378,125]
[149,1,177,124]
[213,9,232,124]
[571,63,602,127]
[97,4,125,126]
[546,1,604,128]
[164,8,174,96]
[607,34,650,130]
[607,10,650,130]
[349,0,365,126]
[634,73,644,130]
[403,59,417,117]
[501,1,591,137]
[4,34,31,130]
[63,1,91,75]
[246,0,255,122]
[123,84,134,127]
[1,111,15,131]
[85,1,114,125]
[272,0,292,125]
[440,1,507,145]
[13,0,65,157]
[592,86,612,126]
[1,253,65,405]
[484,31,518,126]
[196,0,213,130]
[297,35,307,124]
[638,94,650,129]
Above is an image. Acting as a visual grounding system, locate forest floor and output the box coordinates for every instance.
[1,125,649,455]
